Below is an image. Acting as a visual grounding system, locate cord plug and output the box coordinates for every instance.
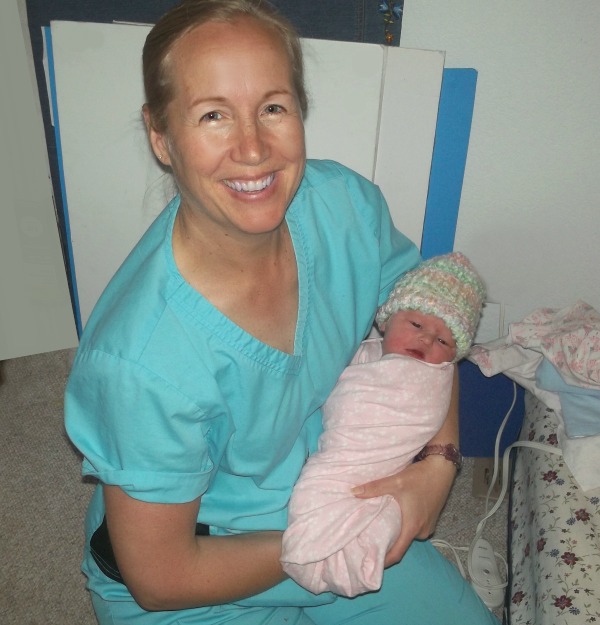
[469,538,505,609]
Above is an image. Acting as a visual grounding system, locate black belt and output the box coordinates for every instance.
[90,516,210,585]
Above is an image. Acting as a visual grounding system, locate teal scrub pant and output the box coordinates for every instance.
[90,541,500,625]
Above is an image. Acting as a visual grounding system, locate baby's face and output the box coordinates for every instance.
[381,310,456,363]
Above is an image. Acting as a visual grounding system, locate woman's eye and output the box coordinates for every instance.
[201,111,222,122]
[264,104,284,115]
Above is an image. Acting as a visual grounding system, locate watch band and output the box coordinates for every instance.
[413,443,463,470]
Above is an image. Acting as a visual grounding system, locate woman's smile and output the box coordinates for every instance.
[223,173,275,193]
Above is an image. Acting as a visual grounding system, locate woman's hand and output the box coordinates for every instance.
[351,454,457,566]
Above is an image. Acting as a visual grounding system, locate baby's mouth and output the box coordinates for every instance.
[405,349,425,360]
[223,174,274,193]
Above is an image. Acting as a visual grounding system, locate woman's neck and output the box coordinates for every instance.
[172,206,298,353]
[174,204,289,275]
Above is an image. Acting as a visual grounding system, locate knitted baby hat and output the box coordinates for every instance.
[375,252,486,361]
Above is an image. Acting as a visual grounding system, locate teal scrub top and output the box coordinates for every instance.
[64,159,421,603]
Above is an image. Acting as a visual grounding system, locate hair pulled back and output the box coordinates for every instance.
[143,0,308,132]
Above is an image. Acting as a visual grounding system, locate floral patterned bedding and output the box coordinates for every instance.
[509,392,600,624]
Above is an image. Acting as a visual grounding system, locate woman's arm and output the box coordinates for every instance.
[351,368,460,565]
[104,485,286,611]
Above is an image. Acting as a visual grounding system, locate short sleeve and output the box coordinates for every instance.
[65,348,215,504]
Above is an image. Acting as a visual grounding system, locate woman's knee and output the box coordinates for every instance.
[305,540,499,625]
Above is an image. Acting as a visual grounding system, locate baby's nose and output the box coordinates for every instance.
[419,332,434,345]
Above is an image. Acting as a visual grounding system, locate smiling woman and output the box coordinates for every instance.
[144,17,305,245]
[63,2,498,625]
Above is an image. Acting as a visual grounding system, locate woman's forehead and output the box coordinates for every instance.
[166,17,293,91]
[171,17,286,66]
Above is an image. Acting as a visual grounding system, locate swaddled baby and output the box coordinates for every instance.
[281,252,485,597]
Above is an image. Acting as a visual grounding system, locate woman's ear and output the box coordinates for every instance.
[142,104,172,166]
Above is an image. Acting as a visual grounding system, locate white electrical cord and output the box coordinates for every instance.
[429,539,467,578]
[467,439,562,589]
[466,381,516,591]
[485,381,519,516]
[435,382,563,597]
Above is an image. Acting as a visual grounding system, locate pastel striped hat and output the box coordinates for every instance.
[375,252,486,361]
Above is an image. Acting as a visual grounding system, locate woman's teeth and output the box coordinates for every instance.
[224,174,274,193]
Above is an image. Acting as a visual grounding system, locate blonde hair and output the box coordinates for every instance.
[143,0,308,132]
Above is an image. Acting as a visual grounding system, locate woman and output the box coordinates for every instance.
[65,1,498,623]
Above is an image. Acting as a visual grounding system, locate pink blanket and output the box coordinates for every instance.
[281,339,454,596]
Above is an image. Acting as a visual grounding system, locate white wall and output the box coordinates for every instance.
[401,1,600,329]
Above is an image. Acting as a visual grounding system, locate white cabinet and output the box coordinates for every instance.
[0,0,77,360]
[48,22,444,328]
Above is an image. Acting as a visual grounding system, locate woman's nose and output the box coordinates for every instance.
[232,119,269,164]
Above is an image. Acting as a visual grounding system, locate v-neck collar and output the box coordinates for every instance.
[163,195,309,375]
